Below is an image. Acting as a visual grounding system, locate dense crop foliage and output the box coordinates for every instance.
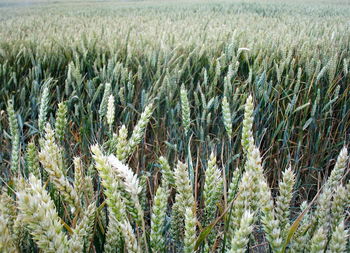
[0,0,349,252]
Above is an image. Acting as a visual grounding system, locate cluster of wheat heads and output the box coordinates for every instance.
[1,1,350,252]
[1,92,348,252]
[1,0,350,191]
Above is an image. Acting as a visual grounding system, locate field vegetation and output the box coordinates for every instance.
[0,0,349,252]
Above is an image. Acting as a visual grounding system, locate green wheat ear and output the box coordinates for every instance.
[38,81,51,133]
[99,83,112,119]
[172,161,194,242]
[91,145,124,251]
[128,102,154,156]
[26,141,40,178]
[203,152,223,248]
[7,99,20,174]
[159,156,175,187]
[55,101,68,142]
[116,125,129,162]
[150,184,169,252]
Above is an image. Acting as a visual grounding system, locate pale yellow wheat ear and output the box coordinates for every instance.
[0,215,17,252]
[107,155,142,196]
[39,123,81,214]
[71,201,96,252]
[172,161,195,242]
[184,207,197,253]
[229,210,254,253]
[95,145,149,251]
[313,147,348,233]
[326,147,348,190]
[275,166,295,237]
[104,216,122,253]
[107,155,144,225]
[241,95,254,155]
[73,156,94,206]
[16,175,70,252]
[0,191,17,252]
[91,144,124,219]
[328,221,348,253]
[119,219,141,253]
[73,157,85,201]
[180,84,191,134]
[107,94,115,130]
[310,227,327,253]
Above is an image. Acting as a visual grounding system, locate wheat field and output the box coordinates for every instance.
[0,0,349,252]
